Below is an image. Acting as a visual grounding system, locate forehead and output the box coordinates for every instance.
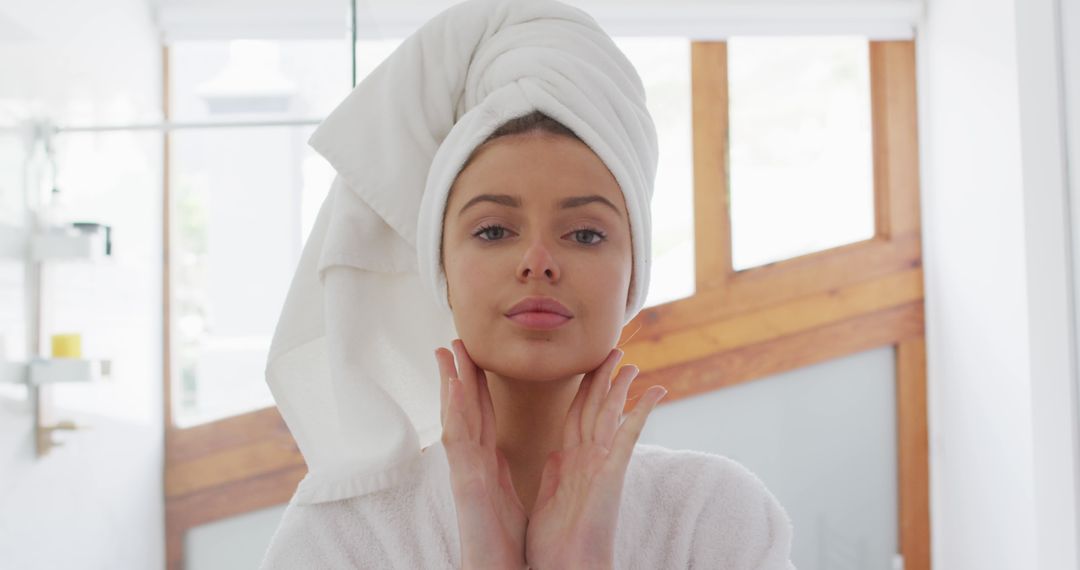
[448,132,626,212]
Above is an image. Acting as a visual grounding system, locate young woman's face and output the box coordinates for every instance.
[441,131,632,382]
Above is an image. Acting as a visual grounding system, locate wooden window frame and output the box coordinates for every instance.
[162,40,930,570]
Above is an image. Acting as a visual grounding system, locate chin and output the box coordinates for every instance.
[481,333,587,381]
[493,361,580,383]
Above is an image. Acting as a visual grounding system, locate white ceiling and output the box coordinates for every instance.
[147,0,923,42]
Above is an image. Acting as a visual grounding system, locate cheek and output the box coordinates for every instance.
[571,254,631,323]
[444,249,501,329]
[447,250,499,297]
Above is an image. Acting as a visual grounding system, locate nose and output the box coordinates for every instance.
[516,235,560,283]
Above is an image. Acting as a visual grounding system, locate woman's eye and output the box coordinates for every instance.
[570,229,606,245]
[474,224,510,241]
[472,224,606,245]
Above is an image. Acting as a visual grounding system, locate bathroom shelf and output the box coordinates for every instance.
[0,358,112,385]
[0,222,111,261]
[31,228,110,261]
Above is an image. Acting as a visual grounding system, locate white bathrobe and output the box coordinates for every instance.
[259,442,796,569]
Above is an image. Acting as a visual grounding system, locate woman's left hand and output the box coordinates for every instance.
[524,348,668,570]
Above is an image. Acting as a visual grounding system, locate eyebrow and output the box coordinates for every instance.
[457,193,623,217]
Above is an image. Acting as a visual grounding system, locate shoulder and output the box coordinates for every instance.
[628,444,795,569]
[628,443,777,504]
[259,446,458,569]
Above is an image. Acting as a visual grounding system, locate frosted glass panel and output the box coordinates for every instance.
[186,504,287,570]
[640,347,898,570]
[728,37,876,271]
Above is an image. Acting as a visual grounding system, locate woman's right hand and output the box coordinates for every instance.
[436,339,528,570]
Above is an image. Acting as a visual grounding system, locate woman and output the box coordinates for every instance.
[435,110,669,568]
[433,110,794,569]
[260,0,795,568]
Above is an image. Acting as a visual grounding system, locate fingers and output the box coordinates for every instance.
[609,385,667,471]
[533,450,562,510]
[435,347,457,427]
[591,363,639,446]
[437,346,474,445]
[496,450,526,511]
[443,370,469,442]
[562,375,592,449]
[451,339,482,440]
[581,349,623,442]
[476,369,497,449]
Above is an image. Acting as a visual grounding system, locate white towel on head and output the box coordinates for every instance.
[266,0,658,505]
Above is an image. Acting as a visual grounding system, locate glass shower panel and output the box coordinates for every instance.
[0,129,26,401]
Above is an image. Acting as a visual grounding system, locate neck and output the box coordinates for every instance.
[484,370,584,514]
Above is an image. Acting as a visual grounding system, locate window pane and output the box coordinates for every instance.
[728,37,875,271]
[614,38,695,309]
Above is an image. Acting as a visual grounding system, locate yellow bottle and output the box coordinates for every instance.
[51,333,82,359]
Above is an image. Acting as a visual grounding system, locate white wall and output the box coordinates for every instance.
[916,0,1080,567]
[0,0,165,568]
[1066,0,1080,435]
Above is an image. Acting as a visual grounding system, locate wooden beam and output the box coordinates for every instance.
[168,464,306,530]
[167,406,291,464]
[691,41,734,292]
[624,267,923,372]
[631,233,920,340]
[870,41,922,240]
[629,301,924,405]
[897,337,931,570]
[167,434,304,497]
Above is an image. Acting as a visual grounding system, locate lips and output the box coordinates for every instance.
[505,296,573,318]
[505,296,574,330]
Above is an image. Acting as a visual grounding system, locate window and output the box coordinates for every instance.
[613,38,696,309]
[727,37,875,270]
